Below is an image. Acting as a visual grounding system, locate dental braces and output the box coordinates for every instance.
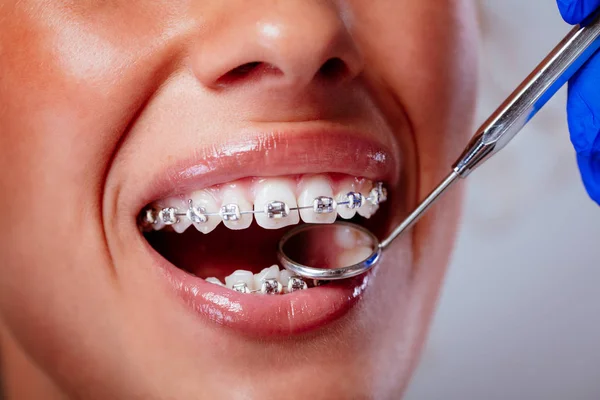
[230,276,315,295]
[140,182,387,229]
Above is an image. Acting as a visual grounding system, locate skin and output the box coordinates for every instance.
[0,1,477,399]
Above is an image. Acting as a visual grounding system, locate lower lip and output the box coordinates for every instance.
[148,241,371,336]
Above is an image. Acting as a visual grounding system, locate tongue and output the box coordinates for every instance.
[146,224,288,280]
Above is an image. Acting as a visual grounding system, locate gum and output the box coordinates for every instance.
[151,173,375,209]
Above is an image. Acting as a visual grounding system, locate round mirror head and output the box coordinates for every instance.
[277,221,381,281]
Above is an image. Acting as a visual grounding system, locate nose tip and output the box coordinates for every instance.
[191,5,364,90]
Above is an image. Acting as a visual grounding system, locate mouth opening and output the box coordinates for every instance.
[139,174,390,293]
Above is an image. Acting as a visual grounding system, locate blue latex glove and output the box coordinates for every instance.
[557,0,600,205]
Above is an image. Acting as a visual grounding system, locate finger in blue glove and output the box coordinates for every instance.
[557,0,600,24]
[557,0,600,204]
[567,53,600,204]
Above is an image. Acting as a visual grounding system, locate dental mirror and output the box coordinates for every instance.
[278,221,382,280]
[278,10,600,281]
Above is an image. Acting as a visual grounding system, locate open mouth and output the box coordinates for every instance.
[140,174,389,295]
[127,129,400,335]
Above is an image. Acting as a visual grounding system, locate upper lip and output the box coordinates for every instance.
[130,122,402,218]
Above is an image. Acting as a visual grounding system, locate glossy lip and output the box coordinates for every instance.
[134,128,400,336]
[132,126,401,216]
[150,240,373,335]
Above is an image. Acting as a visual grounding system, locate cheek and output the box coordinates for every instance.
[0,4,174,382]
[352,0,478,308]
[355,1,479,175]
[408,2,478,271]
[0,2,186,203]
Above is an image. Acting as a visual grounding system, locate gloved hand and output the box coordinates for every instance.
[556,0,600,205]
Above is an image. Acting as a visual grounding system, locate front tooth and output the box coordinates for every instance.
[205,277,225,286]
[225,270,255,291]
[189,190,221,234]
[220,184,253,230]
[253,178,299,229]
[253,265,280,289]
[298,175,337,224]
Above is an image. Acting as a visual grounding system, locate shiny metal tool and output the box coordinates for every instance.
[278,10,600,281]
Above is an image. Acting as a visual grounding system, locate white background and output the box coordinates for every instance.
[405,1,600,399]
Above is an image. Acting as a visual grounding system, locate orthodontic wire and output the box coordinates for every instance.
[142,182,386,227]
[173,200,353,217]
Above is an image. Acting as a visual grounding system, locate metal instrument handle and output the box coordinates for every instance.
[454,11,600,177]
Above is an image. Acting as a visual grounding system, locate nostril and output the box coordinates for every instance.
[216,62,261,86]
[230,62,262,76]
[317,58,349,82]
[213,58,350,88]
[216,62,283,87]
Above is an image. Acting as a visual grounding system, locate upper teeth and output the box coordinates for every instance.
[187,200,209,224]
[140,175,386,233]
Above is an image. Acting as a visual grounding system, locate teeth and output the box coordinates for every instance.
[260,279,283,295]
[158,207,178,225]
[232,282,251,294]
[334,177,379,219]
[279,269,293,287]
[298,175,337,224]
[357,202,377,219]
[186,199,208,224]
[142,175,386,231]
[205,277,225,286]
[139,208,160,232]
[189,190,221,234]
[149,208,166,231]
[224,270,255,291]
[253,178,299,229]
[354,179,378,219]
[212,267,309,295]
[253,265,280,290]
[369,182,388,205]
[220,185,253,230]
[335,177,366,220]
[287,277,308,292]
[157,198,192,233]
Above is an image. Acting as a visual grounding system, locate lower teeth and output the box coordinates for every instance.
[204,266,320,295]
[287,277,308,292]
[260,278,283,295]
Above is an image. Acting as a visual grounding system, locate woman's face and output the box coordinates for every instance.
[0,1,477,398]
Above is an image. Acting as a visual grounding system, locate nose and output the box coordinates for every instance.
[190,1,364,91]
